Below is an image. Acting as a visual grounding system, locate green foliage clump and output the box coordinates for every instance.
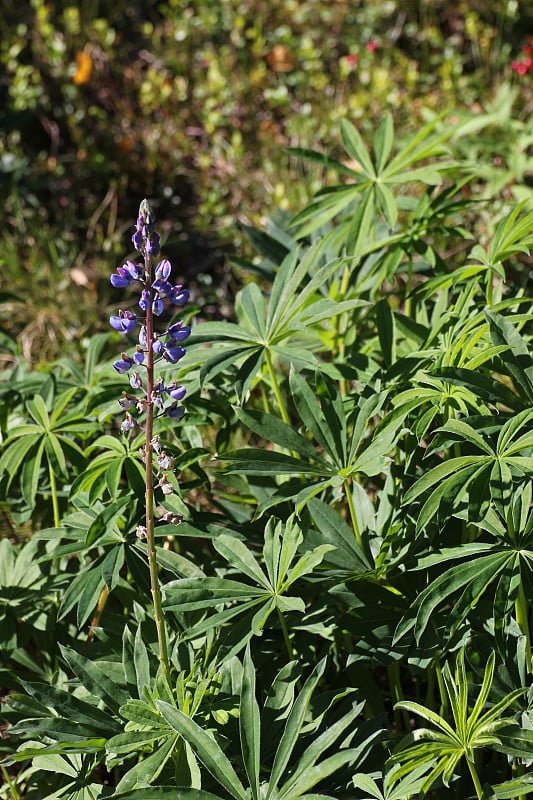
[1,104,533,800]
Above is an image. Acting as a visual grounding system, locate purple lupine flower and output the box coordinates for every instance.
[114,354,134,373]
[168,322,191,342]
[129,370,143,389]
[146,232,160,255]
[155,259,172,280]
[152,299,164,316]
[132,230,144,252]
[152,278,173,297]
[139,290,150,311]
[118,392,136,410]
[123,260,144,280]
[111,267,135,288]
[112,199,191,445]
[163,345,186,364]
[169,285,190,305]
[166,404,185,420]
[110,310,137,333]
[120,412,137,432]
[157,452,175,471]
[166,382,187,401]
[133,346,145,365]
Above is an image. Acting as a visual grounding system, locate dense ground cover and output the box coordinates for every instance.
[1,2,533,798]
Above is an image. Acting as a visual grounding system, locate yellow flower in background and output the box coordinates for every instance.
[73,51,92,85]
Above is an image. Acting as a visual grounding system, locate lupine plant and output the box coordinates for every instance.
[109,199,191,684]
[1,116,533,800]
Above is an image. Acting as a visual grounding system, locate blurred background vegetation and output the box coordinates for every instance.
[1,0,532,365]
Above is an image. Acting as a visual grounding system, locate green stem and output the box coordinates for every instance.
[277,606,295,662]
[1,765,21,800]
[260,380,271,414]
[48,460,61,527]
[388,661,410,732]
[467,757,483,800]
[405,255,414,318]
[344,477,364,550]
[515,579,532,675]
[264,348,290,425]
[435,658,448,718]
[144,251,171,687]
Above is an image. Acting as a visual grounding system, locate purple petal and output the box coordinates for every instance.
[110,274,131,288]
[113,358,133,373]
[155,259,172,280]
[171,325,191,342]
[164,346,186,364]
[169,287,190,305]
[168,385,187,401]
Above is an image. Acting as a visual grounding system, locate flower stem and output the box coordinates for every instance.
[144,253,171,686]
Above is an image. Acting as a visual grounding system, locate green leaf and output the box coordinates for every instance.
[306,498,371,570]
[289,370,338,461]
[485,309,533,402]
[346,188,375,256]
[60,646,130,712]
[21,682,121,734]
[111,790,224,800]
[163,577,266,612]
[222,449,330,476]
[214,534,272,591]
[267,658,327,798]
[373,114,394,173]
[134,625,151,697]
[26,394,50,428]
[340,119,375,176]
[156,702,248,800]
[114,734,176,792]
[233,408,322,463]
[236,282,267,338]
[240,646,261,799]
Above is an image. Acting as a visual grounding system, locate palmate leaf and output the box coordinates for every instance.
[404,409,533,530]
[0,389,90,509]
[392,649,526,796]
[163,519,331,653]
[192,244,361,398]
[289,114,449,247]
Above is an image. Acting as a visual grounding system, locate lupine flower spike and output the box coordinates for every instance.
[109,198,191,683]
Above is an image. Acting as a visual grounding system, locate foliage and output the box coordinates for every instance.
[1,58,533,800]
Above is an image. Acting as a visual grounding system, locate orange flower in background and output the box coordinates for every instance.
[266,44,295,72]
[73,51,93,85]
